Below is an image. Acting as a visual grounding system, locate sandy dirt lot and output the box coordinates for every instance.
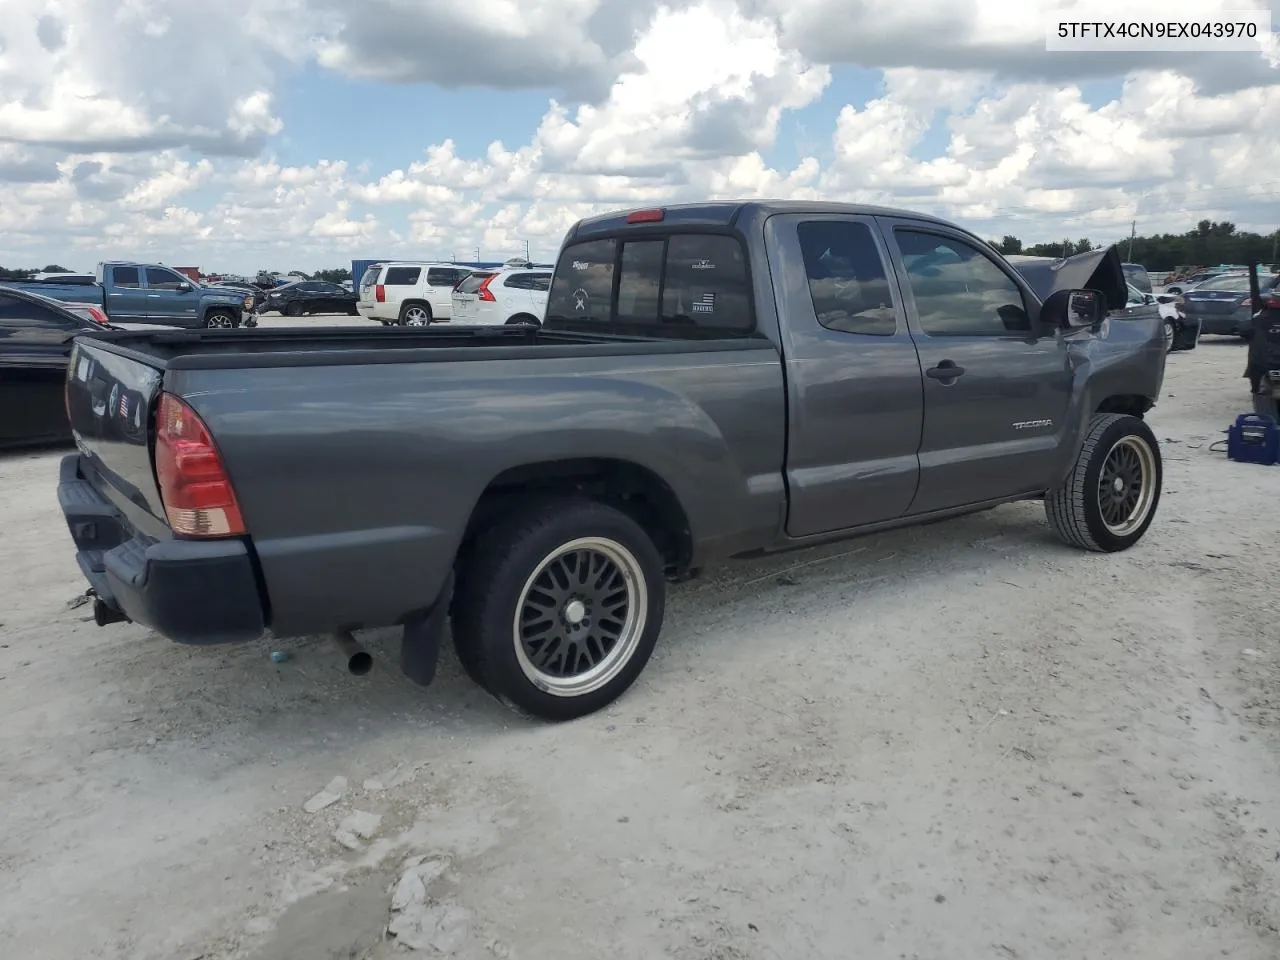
[3,335,1280,960]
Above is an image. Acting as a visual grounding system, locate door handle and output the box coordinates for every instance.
[926,361,965,381]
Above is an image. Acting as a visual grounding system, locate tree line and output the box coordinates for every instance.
[0,264,71,280]
[991,220,1279,271]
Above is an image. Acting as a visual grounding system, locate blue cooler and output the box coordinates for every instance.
[1226,413,1280,465]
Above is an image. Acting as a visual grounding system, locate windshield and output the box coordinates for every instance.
[1122,263,1152,293]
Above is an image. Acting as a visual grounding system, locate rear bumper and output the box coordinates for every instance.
[1195,312,1249,336]
[57,454,266,644]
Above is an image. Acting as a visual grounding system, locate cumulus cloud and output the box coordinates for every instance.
[0,0,1279,271]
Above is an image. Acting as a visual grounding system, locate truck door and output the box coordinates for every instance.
[143,267,200,325]
[878,218,1073,514]
[104,265,148,322]
[764,213,925,537]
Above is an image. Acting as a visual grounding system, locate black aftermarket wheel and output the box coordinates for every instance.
[451,498,666,721]
[1045,413,1162,552]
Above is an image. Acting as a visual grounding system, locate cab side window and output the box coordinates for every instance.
[145,268,188,291]
[797,220,896,335]
[895,230,1030,335]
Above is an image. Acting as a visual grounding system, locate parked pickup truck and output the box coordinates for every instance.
[11,261,252,329]
[57,201,1166,721]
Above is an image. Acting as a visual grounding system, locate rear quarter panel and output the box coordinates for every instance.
[167,347,786,637]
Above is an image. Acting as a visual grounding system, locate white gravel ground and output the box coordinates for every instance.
[2,333,1280,960]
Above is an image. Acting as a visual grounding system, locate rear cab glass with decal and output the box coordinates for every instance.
[544,231,756,338]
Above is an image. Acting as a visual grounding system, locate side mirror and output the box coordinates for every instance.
[1042,288,1105,332]
[176,283,192,293]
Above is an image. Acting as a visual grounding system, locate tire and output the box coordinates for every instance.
[284,301,302,317]
[204,310,235,329]
[1164,319,1176,352]
[1166,286,1183,296]
[506,314,541,327]
[1045,413,1162,553]
[451,498,666,721]
[399,302,431,326]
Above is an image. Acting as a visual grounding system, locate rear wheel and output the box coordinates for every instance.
[1164,319,1176,352]
[284,302,303,317]
[400,302,431,326]
[506,313,541,326]
[1045,413,1162,552]
[451,498,665,721]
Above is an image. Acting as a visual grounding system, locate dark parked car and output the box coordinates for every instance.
[1178,272,1280,338]
[261,280,359,316]
[58,201,1166,721]
[0,285,112,448]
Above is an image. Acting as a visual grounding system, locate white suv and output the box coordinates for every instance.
[451,267,551,325]
[356,262,474,325]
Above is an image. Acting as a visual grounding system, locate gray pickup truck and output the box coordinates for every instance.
[58,201,1166,721]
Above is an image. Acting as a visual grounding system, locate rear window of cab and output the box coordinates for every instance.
[545,233,754,338]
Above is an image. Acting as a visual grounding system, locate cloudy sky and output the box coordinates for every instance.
[2,0,1279,273]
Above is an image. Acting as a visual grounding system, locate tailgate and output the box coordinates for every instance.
[65,338,168,529]
[452,291,478,319]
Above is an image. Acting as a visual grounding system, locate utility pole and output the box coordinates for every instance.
[1127,220,1135,262]
[473,247,480,263]
[523,239,530,261]
[1271,230,1277,264]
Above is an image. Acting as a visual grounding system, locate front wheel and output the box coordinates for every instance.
[1045,413,1162,552]
[1164,319,1176,352]
[451,498,666,721]
[204,310,235,329]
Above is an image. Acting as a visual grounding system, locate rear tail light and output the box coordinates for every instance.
[477,274,498,302]
[154,392,245,538]
[375,284,386,302]
[86,306,109,326]
[1263,297,1280,310]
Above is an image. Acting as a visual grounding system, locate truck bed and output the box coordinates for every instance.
[6,280,105,307]
[64,326,787,639]
[80,324,768,369]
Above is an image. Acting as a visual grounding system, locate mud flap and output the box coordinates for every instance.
[399,571,454,687]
